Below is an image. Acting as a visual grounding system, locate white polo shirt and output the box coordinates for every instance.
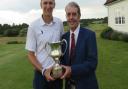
[25,16,64,70]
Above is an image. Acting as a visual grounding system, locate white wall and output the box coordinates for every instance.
[107,0,128,33]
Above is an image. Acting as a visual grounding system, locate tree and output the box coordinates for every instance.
[0,24,2,34]
[103,17,108,23]
[4,29,19,37]
[19,28,27,37]
[21,23,28,28]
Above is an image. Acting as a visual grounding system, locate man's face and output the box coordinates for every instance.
[41,0,55,16]
[65,6,80,31]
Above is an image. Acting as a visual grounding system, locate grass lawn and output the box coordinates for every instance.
[0,23,128,89]
[0,44,33,89]
[88,23,128,89]
[97,38,128,89]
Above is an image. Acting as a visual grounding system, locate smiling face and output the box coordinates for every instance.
[65,6,80,31]
[40,0,55,16]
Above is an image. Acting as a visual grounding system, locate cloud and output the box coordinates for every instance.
[0,0,40,12]
[0,0,106,12]
[81,6,107,19]
[0,5,107,25]
[0,0,107,24]
[0,10,41,25]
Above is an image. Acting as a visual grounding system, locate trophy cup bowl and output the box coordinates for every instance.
[48,39,67,79]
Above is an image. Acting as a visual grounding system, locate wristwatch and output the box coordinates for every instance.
[42,68,46,76]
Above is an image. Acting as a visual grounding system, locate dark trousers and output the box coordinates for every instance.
[65,79,76,89]
[33,70,63,89]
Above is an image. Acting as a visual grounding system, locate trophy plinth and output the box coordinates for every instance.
[48,39,67,79]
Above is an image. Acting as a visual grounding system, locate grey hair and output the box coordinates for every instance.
[65,2,81,16]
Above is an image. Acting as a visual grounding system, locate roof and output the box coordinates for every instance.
[104,0,118,5]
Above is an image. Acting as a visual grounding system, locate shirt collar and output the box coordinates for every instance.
[70,24,80,36]
[39,16,56,26]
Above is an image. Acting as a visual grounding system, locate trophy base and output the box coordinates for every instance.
[51,65,63,79]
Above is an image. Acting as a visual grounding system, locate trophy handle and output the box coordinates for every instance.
[61,39,67,56]
[44,42,50,55]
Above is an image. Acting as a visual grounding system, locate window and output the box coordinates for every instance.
[115,17,118,24]
[115,16,125,24]
[119,17,121,24]
[122,16,125,24]
[115,7,125,25]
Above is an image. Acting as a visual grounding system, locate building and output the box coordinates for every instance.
[104,0,128,33]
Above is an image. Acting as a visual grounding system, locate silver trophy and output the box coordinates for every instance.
[47,39,67,79]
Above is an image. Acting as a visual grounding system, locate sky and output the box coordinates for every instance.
[0,0,107,25]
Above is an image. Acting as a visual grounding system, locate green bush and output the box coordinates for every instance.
[7,41,25,44]
[110,31,120,40]
[100,26,128,42]
[100,27,113,39]
[119,33,128,42]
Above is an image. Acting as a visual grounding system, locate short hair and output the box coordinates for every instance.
[41,0,55,2]
[65,2,81,16]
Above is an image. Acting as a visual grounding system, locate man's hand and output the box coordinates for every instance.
[61,65,72,79]
[44,67,55,81]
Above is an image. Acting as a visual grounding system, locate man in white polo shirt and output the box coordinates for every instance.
[25,0,64,89]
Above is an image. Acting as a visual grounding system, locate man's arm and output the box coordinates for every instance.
[28,51,55,81]
[27,51,42,72]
